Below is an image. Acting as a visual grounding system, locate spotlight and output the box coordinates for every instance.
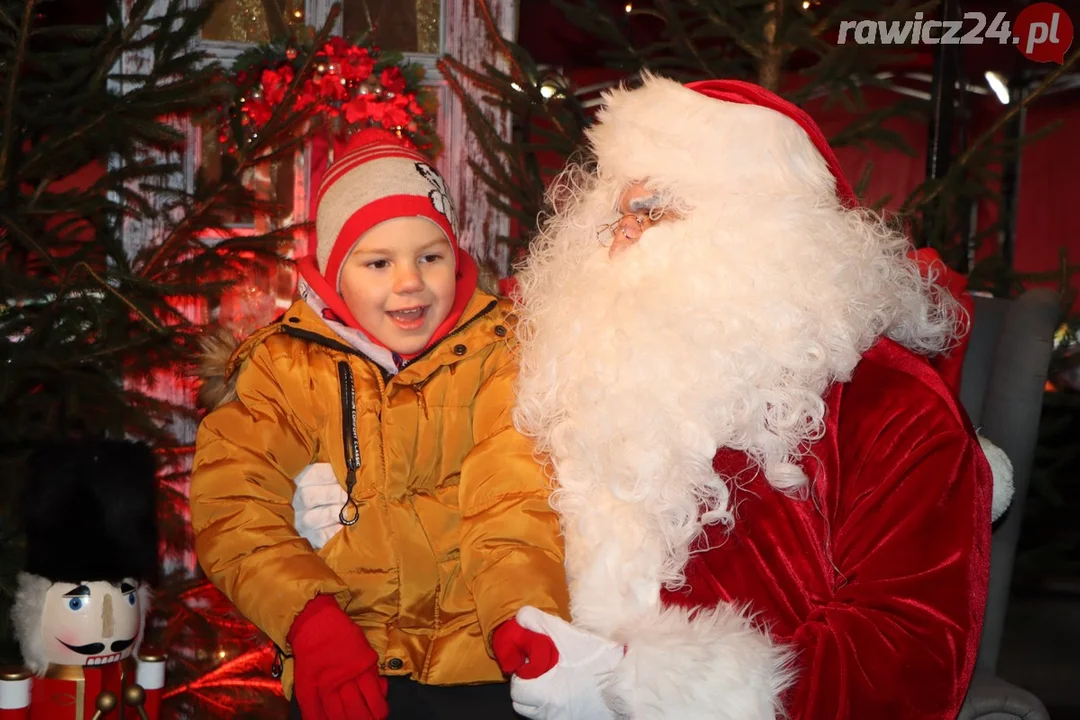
[984,71,1010,104]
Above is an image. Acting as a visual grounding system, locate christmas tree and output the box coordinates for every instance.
[0,0,337,714]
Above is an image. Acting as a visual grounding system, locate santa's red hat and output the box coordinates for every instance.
[685,79,857,206]
[587,74,857,208]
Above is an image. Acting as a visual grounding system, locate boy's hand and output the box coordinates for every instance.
[509,607,623,720]
[292,463,348,549]
[289,595,389,720]
[493,618,559,679]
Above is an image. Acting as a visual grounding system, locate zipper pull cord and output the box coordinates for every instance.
[337,361,362,526]
[339,467,360,525]
[271,646,287,679]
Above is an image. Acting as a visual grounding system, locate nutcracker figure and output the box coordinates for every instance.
[3,439,166,720]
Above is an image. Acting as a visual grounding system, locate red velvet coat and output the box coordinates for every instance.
[659,339,992,718]
[567,338,993,719]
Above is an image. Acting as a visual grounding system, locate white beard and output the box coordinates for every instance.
[512,174,958,638]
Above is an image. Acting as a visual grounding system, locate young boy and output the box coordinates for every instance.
[190,129,568,720]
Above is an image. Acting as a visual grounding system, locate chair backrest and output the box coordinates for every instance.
[958,288,1059,673]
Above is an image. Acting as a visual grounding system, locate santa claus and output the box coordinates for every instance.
[505,74,997,719]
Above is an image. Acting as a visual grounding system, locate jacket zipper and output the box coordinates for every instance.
[337,361,362,525]
[266,302,499,680]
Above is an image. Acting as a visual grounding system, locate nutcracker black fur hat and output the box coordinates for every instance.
[21,438,159,584]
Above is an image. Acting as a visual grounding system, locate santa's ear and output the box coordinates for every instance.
[978,435,1014,523]
[12,572,51,676]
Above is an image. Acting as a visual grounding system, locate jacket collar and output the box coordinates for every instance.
[279,291,507,381]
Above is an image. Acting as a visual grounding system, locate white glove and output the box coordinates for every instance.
[291,463,347,549]
[510,606,624,720]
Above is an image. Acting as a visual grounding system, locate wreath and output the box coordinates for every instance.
[217,30,439,155]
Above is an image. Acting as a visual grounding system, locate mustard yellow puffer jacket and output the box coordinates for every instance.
[190,290,569,696]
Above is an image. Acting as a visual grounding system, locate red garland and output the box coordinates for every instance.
[220,36,434,153]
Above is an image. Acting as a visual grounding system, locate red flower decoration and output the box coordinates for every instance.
[261,65,294,106]
[382,103,409,128]
[246,99,273,126]
[295,79,319,111]
[380,67,406,95]
[220,35,434,153]
[343,96,369,124]
[325,37,349,56]
[316,72,348,102]
[342,47,375,82]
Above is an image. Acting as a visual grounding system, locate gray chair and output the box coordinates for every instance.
[957,288,1059,720]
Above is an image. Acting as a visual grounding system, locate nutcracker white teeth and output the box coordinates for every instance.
[86,653,121,666]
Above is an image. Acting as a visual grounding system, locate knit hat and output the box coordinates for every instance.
[587,74,858,209]
[297,128,478,339]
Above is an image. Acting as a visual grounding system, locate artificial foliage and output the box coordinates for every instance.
[0,0,337,714]
[218,29,440,154]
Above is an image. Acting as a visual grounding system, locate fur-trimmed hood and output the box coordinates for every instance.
[195,323,283,411]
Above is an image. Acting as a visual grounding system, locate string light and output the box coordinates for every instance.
[625,3,633,12]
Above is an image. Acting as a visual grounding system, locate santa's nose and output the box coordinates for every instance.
[609,215,650,258]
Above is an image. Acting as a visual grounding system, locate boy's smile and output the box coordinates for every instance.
[386,305,428,330]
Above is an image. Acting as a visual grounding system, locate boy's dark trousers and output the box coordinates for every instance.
[288,677,526,719]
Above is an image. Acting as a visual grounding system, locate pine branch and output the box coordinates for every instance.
[0,0,40,192]
[901,44,1080,216]
[138,5,340,280]
[66,262,165,333]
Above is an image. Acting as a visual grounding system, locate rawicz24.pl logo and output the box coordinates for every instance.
[838,2,1074,64]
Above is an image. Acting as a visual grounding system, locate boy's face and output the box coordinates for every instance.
[339,216,456,355]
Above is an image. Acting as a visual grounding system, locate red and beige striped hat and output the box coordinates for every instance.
[296,128,476,336]
[311,128,460,287]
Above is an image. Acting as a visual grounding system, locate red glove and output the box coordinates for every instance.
[492,618,559,679]
[287,595,389,720]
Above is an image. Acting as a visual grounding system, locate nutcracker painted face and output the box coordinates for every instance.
[13,573,151,674]
[42,579,146,666]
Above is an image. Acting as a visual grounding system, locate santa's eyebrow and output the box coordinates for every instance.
[62,585,91,597]
[119,582,136,593]
[628,195,660,213]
